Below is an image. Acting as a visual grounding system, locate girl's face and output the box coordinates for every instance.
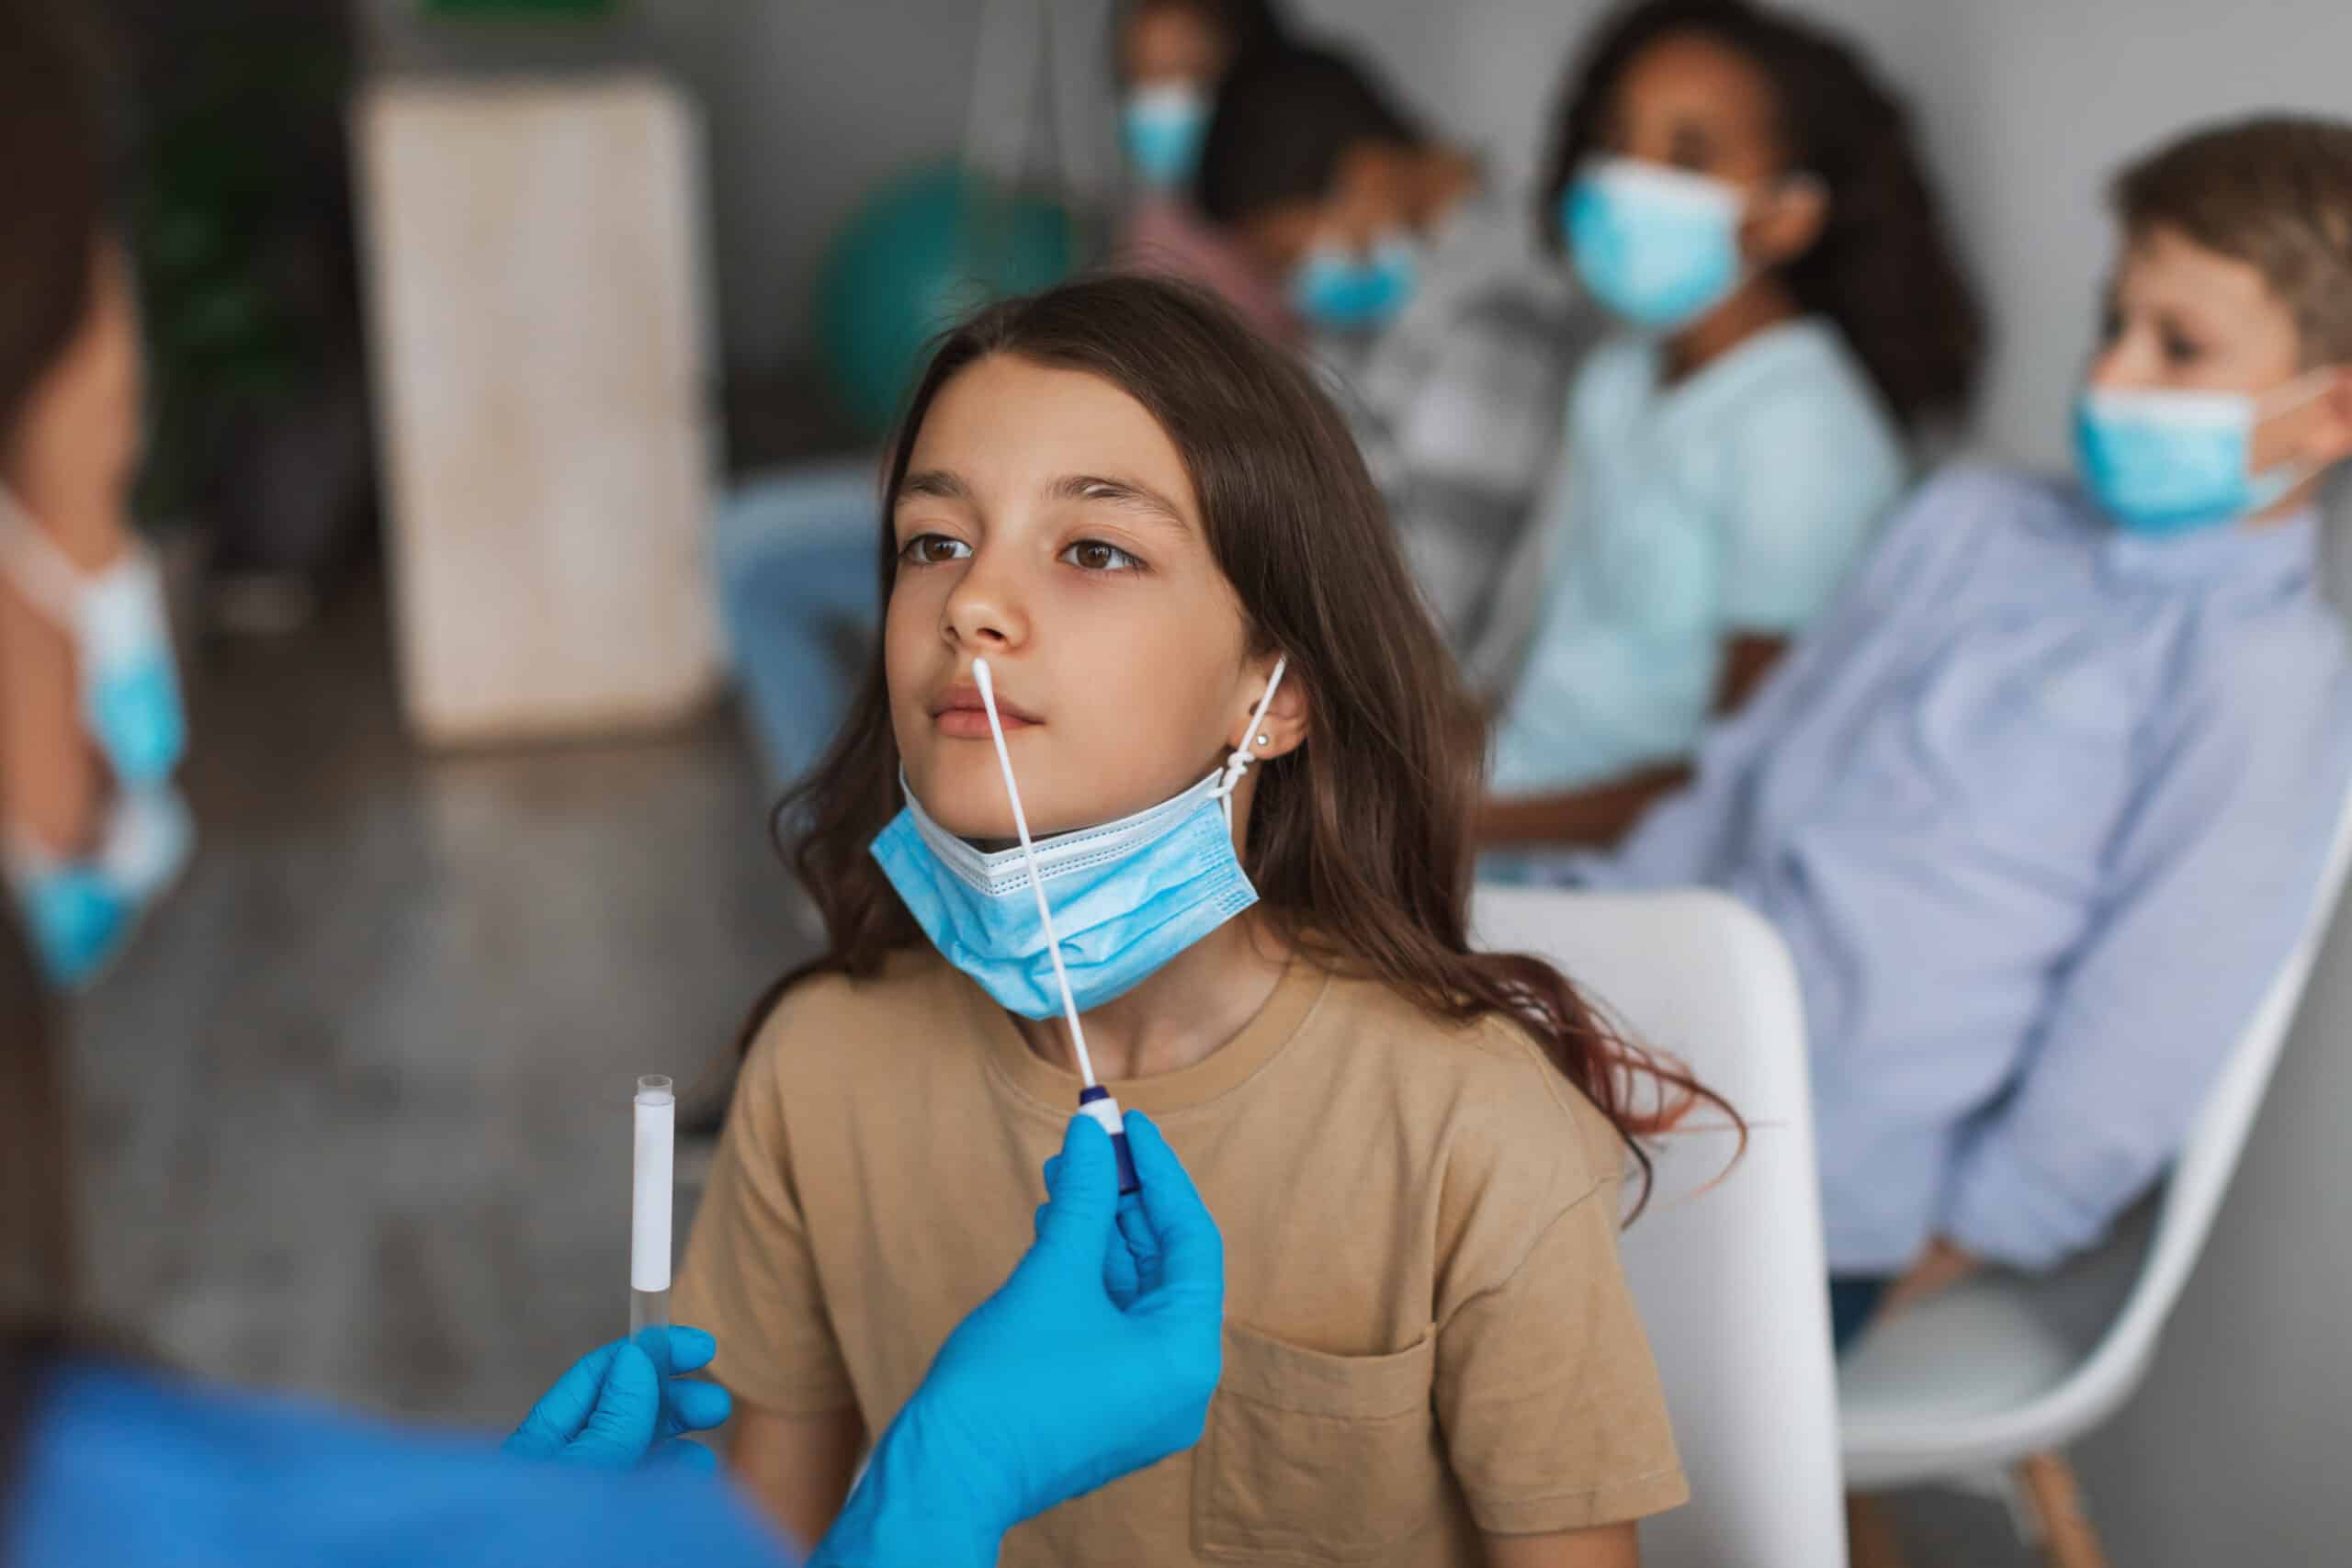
[1599,30,1786,184]
[1594,30,1823,270]
[1119,2,1227,91]
[886,355,1272,841]
[1,242,143,859]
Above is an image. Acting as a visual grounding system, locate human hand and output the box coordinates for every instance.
[503,1325,733,1472]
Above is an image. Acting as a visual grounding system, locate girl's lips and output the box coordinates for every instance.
[934,708,1036,739]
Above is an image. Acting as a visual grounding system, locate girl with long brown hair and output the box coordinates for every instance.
[676,273,1722,1567]
[0,0,1223,1559]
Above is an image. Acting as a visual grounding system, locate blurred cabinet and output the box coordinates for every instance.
[355,74,719,745]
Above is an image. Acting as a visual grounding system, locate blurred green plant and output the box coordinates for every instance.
[128,29,348,529]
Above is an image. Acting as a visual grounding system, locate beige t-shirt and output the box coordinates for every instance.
[676,948,1687,1564]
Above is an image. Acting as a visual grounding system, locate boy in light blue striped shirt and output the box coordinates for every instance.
[1558,117,2352,1345]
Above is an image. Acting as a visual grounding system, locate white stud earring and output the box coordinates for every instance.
[1255,733,1271,748]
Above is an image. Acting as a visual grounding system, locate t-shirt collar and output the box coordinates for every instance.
[965,952,1329,1120]
[2077,492,2322,591]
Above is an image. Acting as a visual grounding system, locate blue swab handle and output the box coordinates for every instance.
[1077,1085,1141,1196]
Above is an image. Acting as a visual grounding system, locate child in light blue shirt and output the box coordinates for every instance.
[1481,0,1980,838]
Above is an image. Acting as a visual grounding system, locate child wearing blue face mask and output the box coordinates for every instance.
[1197,45,1605,670]
[1113,0,1300,346]
[1552,116,2352,1347]
[675,276,1723,1567]
[1480,0,1981,842]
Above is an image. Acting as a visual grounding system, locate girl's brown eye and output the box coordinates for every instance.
[1061,538,1141,572]
[900,533,972,565]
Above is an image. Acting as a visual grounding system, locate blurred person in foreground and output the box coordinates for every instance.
[0,5,1224,1562]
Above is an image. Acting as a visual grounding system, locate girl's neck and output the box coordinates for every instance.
[1663,273,1803,384]
[1012,910,1292,1082]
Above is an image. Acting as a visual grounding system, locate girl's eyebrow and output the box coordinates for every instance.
[896,468,971,503]
[1048,472,1192,533]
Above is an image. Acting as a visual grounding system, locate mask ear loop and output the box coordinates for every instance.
[1210,657,1289,832]
[0,485,90,626]
[973,657,1140,1193]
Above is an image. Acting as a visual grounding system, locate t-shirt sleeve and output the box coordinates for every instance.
[671,998,857,1416]
[1713,384,1905,634]
[1431,1053,1688,1534]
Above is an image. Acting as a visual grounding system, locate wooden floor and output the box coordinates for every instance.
[65,581,2035,1562]
[69,584,807,1429]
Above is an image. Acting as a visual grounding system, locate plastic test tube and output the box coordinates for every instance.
[630,1075,673,1362]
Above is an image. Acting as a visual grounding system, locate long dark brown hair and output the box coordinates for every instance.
[1542,0,1984,431]
[1,0,110,1524]
[751,273,1733,1201]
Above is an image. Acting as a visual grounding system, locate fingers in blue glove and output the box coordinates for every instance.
[1113,1192,1162,1303]
[1119,1111,1223,1310]
[659,1374,735,1438]
[1031,1113,1120,1266]
[662,1325,718,1373]
[558,1341,662,1468]
[643,1437,722,1474]
[507,1327,732,1466]
[506,1339,628,1456]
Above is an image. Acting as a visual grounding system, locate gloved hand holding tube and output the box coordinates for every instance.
[502,1325,733,1472]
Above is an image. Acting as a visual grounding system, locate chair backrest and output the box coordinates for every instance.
[1473,886,1846,1568]
[2052,785,2352,1431]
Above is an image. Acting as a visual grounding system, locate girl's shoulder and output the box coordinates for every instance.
[1303,970,1630,1204]
[741,945,964,1077]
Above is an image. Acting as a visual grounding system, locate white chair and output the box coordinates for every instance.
[1837,791,2352,1567]
[1473,885,1848,1568]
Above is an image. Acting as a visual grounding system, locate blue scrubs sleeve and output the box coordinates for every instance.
[10,1362,798,1568]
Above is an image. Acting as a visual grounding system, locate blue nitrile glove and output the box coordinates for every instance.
[503,1325,734,1472]
[810,1111,1224,1568]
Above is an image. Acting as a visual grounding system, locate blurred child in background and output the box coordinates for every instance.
[1199,44,1602,668]
[1114,0,1299,344]
[1481,0,1980,842]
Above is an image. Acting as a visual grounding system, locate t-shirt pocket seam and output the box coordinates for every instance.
[1192,1325,1453,1562]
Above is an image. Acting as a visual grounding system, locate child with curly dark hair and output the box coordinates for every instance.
[1481,0,1983,842]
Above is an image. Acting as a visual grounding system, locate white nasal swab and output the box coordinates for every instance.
[972,658,1100,1089]
[972,657,1138,1192]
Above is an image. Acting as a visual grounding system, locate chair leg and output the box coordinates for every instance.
[1845,1492,1908,1568]
[2016,1451,2109,1568]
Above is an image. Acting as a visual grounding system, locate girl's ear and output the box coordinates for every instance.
[2299,365,2352,471]
[1747,174,1828,269]
[1230,657,1308,761]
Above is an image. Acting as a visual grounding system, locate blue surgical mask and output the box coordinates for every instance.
[1562,155,1750,332]
[874,768,1258,1019]
[9,788,193,989]
[2074,370,2335,536]
[1,485,196,988]
[1289,232,1419,333]
[872,660,1285,1020]
[1122,81,1209,190]
[0,488,188,787]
